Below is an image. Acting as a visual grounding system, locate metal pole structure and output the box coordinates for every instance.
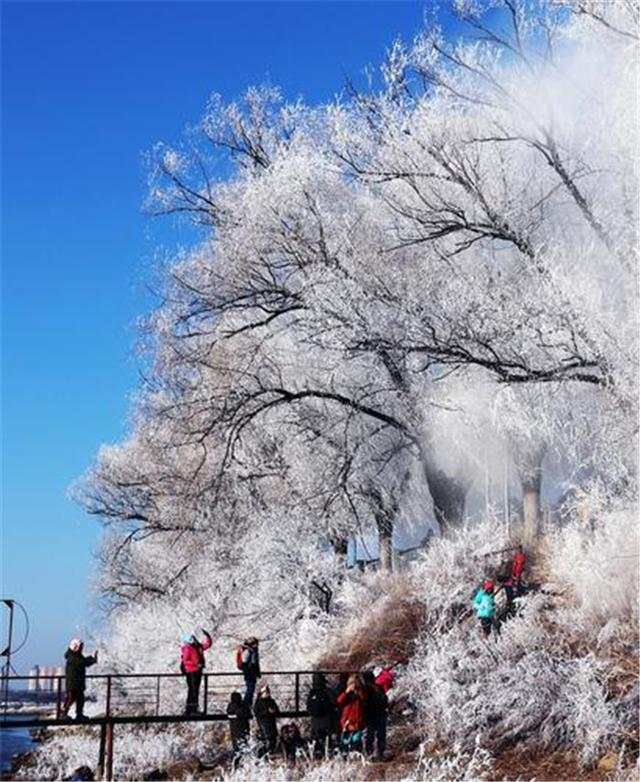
[155,675,161,716]
[294,672,300,713]
[56,676,63,720]
[98,722,107,779]
[202,674,208,715]
[105,721,114,781]
[105,675,112,718]
[1,600,15,716]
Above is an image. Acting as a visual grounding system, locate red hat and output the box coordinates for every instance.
[483,580,494,592]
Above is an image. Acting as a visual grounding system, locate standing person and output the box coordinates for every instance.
[226,691,251,768]
[61,639,98,720]
[473,580,496,638]
[238,637,261,708]
[502,545,527,609]
[336,674,367,754]
[253,684,280,757]
[306,672,336,758]
[511,545,527,593]
[180,628,212,715]
[330,673,349,747]
[363,669,389,761]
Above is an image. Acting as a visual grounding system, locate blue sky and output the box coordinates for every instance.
[1,0,460,670]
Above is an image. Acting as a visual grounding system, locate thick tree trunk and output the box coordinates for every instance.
[522,478,541,544]
[517,446,545,545]
[423,463,468,532]
[377,513,393,573]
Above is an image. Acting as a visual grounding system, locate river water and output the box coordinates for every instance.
[0,715,37,774]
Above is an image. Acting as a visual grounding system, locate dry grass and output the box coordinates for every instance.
[317,575,426,671]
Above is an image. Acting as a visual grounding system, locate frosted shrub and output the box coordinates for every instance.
[18,723,213,781]
[411,739,494,781]
[548,509,639,629]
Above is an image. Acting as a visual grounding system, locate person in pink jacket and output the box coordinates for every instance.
[180,629,212,715]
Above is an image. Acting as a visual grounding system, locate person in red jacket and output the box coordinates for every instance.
[336,674,367,753]
[180,629,212,715]
[374,665,396,695]
[504,545,527,606]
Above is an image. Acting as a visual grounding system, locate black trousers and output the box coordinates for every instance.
[310,725,332,758]
[185,670,202,714]
[365,713,387,757]
[63,688,85,718]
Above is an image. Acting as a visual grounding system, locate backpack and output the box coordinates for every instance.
[235,646,244,671]
[307,688,332,718]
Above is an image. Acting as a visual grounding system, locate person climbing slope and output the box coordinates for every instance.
[503,544,527,608]
[226,691,251,768]
[306,672,336,758]
[180,628,212,715]
[61,639,98,720]
[237,637,261,707]
[336,673,367,754]
[253,683,280,756]
[473,580,496,638]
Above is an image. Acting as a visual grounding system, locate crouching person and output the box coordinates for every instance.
[227,691,250,768]
[280,722,304,764]
[254,684,280,757]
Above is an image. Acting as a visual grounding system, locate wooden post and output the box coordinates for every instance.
[55,676,63,720]
[97,722,107,779]
[105,721,114,781]
[203,674,208,715]
[294,673,300,713]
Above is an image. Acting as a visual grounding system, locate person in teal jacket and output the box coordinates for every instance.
[473,580,496,637]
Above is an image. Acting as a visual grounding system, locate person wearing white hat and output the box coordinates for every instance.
[61,639,98,720]
[180,628,212,715]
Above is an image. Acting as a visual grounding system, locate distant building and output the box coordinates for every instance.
[28,664,65,693]
[28,665,40,691]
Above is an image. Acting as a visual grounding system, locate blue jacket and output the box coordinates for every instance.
[473,589,495,619]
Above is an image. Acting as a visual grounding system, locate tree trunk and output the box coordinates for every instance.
[517,446,545,545]
[423,463,468,532]
[377,513,393,573]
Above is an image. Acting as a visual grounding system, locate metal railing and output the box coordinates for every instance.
[0,669,350,721]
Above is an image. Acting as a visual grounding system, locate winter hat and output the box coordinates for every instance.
[181,633,194,644]
[69,638,82,652]
[483,580,495,592]
[373,666,383,678]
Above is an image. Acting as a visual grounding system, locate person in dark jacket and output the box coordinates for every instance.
[61,639,98,720]
[226,691,251,767]
[363,669,389,760]
[253,683,280,757]
[240,637,261,708]
[306,672,336,758]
